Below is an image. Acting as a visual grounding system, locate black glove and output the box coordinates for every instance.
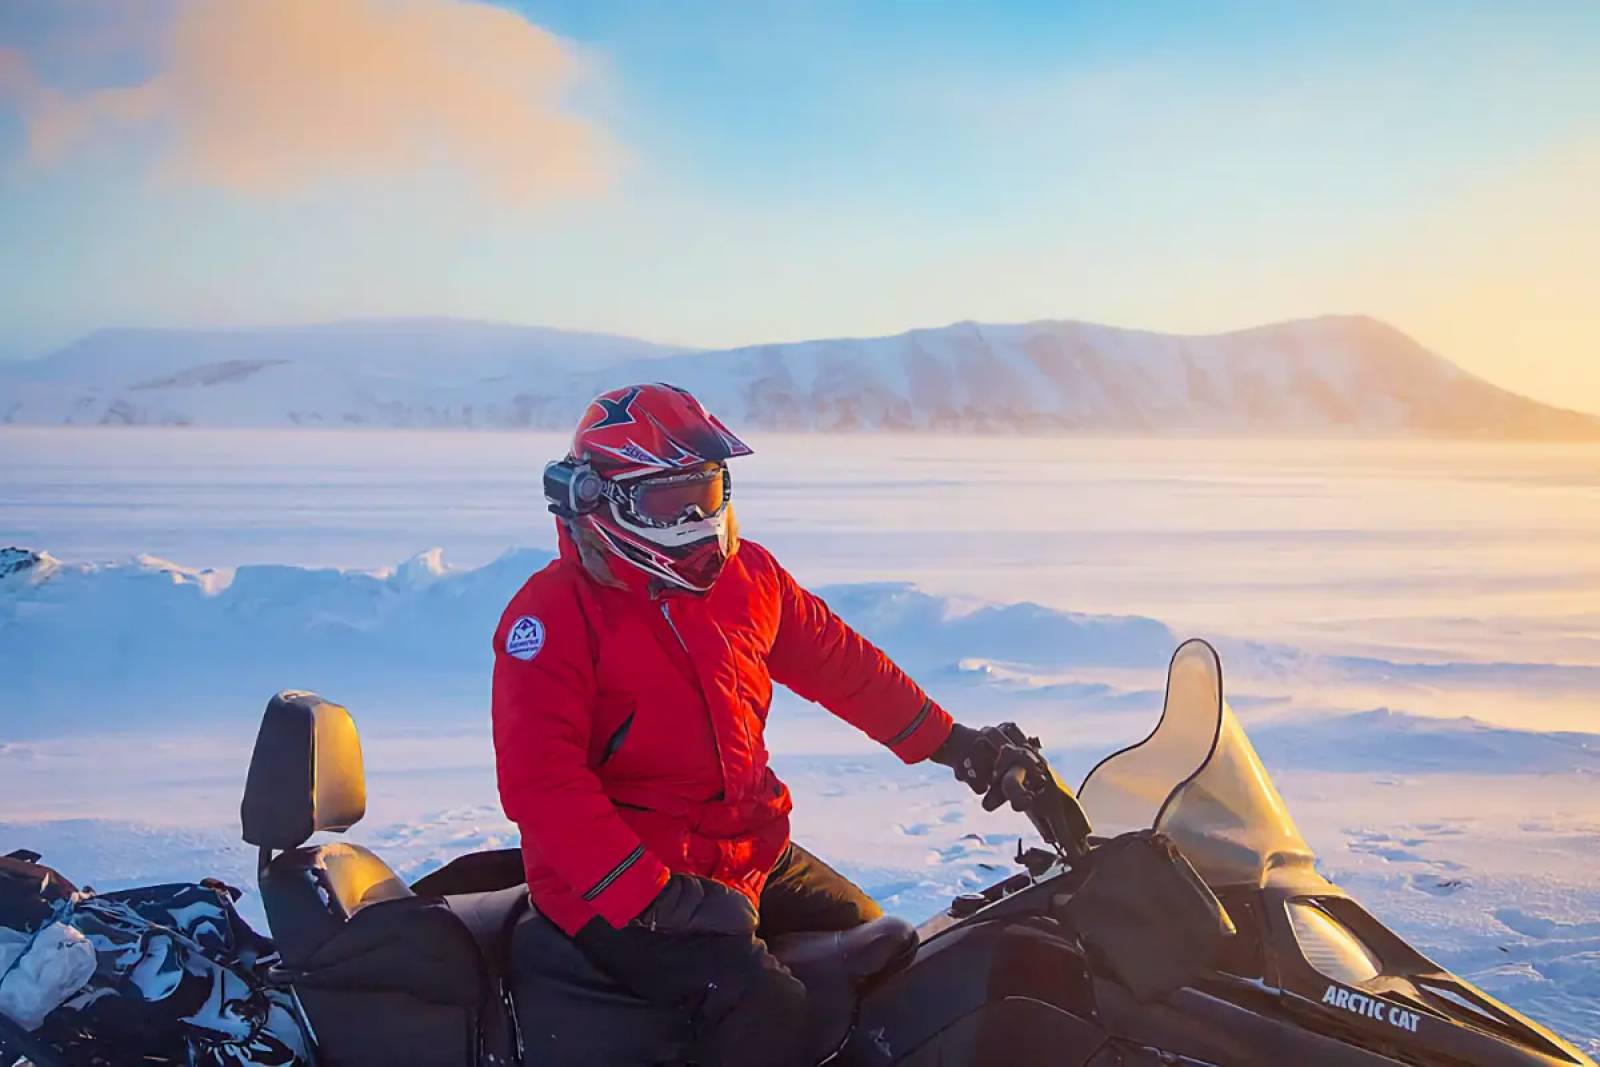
[932,722,996,790]
[631,873,758,936]
[983,738,1054,813]
[932,721,1049,812]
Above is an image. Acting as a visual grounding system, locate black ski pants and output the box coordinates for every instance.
[571,841,881,1067]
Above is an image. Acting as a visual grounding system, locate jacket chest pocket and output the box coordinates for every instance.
[594,708,635,768]
[592,670,721,788]
[588,697,636,771]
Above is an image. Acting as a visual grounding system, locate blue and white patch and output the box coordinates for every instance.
[506,615,546,661]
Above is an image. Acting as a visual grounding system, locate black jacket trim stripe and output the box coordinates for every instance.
[886,698,933,747]
[583,844,647,902]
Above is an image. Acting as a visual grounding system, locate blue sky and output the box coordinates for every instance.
[1,1,1597,409]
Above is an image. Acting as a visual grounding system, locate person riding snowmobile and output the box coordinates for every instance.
[491,382,1017,1066]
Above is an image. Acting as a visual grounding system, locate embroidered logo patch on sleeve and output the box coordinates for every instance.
[506,615,546,661]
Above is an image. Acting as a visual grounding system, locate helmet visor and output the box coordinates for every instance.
[624,466,730,527]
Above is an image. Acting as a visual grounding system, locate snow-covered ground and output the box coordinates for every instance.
[2,428,1596,1052]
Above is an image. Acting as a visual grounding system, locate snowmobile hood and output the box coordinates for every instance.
[1078,639,1317,889]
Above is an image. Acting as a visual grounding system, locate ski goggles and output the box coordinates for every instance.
[608,464,731,528]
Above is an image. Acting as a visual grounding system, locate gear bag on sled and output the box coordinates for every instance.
[0,849,311,1066]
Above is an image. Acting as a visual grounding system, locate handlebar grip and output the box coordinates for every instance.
[980,764,1028,812]
[999,765,1035,811]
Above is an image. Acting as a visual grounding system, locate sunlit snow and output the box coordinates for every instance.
[1,427,1596,1052]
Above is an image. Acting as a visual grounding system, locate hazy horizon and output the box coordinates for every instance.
[3,1,1598,413]
[7,313,1596,432]
[7,309,1600,423]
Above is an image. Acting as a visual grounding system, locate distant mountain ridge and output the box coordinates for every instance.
[2,314,1595,437]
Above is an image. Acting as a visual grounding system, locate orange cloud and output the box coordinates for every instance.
[7,0,611,202]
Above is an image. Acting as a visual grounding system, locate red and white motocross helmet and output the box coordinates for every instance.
[545,383,753,592]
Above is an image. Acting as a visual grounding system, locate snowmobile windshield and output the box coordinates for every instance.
[1077,639,1315,889]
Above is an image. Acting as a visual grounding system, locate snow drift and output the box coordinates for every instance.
[0,546,1179,736]
[6,546,1599,782]
[1249,709,1600,774]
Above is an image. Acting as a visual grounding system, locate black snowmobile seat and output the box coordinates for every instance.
[242,689,366,851]
[444,884,532,1064]
[256,841,415,964]
[770,917,920,1060]
[513,910,919,1064]
[240,691,489,1067]
[241,691,414,965]
[767,915,920,984]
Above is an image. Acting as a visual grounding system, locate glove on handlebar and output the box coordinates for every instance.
[631,873,758,936]
[931,722,995,789]
[984,742,1053,812]
[932,722,1048,811]
[934,723,1094,859]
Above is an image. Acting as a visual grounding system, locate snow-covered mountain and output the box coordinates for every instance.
[0,319,685,428]
[611,316,1600,437]
[2,314,1595,436]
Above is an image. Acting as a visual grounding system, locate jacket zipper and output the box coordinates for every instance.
[659,599,688,651]
[665,600,758,796]
[660,600,731,800]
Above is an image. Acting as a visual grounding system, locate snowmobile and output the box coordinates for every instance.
[6,641,1594,1066]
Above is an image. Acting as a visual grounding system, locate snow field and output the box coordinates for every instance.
[1,428,1596,1051]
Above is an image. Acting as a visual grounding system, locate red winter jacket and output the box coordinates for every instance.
[491,531,953,935]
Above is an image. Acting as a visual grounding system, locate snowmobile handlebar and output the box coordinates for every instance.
[1007,765,1094,863]
[986,729,1094,863]
[997,764,1035,808]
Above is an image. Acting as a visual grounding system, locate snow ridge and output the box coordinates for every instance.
[2,315,1594,436]
[6,545,1600,781]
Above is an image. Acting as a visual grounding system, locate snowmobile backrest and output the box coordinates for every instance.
[241,690,367,850]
